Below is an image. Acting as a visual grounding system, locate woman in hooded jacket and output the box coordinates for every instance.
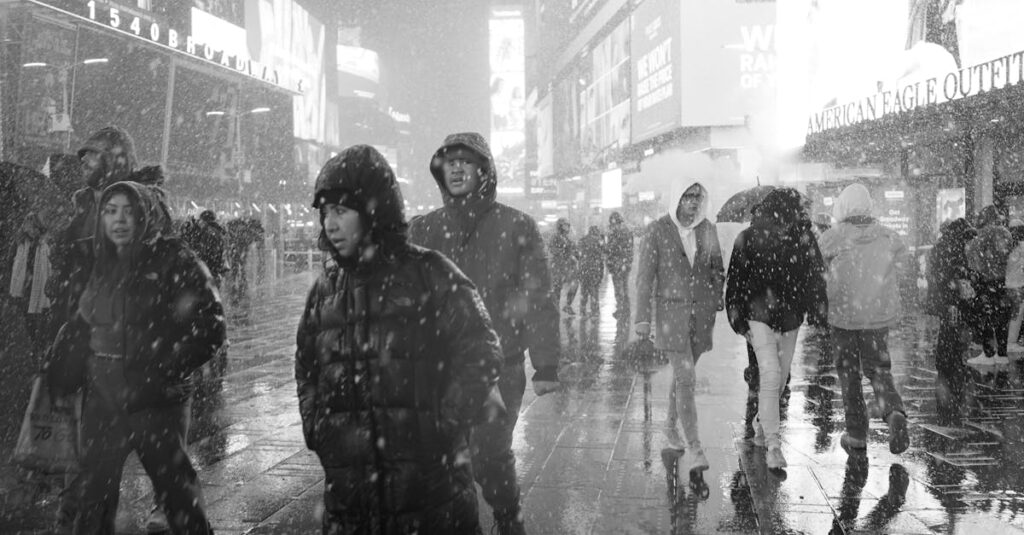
[635,180,724,485]
[726,188,827,470]
[927,218,977,425]
[295,145,503,534]
[53,181,224,534]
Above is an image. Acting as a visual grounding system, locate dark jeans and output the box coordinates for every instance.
[470,360,526,515]
[73,357,210,535]
[934,314,971,425]
[833,327,905,441]
[551,273,579,310]
[579,282,600,315]
[974,281,1010,357]
[610,269,630,313]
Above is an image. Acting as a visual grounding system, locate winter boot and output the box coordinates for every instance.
[493,504,526,535]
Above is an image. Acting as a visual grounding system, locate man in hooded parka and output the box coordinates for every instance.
[549,218,580,314]
[409,132,561,534]
[819,184,910,456]
[295,145,503,533]
[605,212,634,318]
[635,180,724,483]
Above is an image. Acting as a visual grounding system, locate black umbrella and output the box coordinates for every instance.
[716,185,778,223]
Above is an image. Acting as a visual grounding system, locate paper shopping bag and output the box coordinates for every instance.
[11,376,81,473]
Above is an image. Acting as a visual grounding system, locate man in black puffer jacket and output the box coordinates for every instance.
[295,145,503,534]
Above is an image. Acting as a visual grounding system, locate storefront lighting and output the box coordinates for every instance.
[249,107,271,114]
[83,58,109,65]
[643,148,655,157]
[22,62,47,68]
[267,204,278,213]
[884,190,905,200]
[251,203,261,212]
[189,201,200,210]
[205,110,225,116]
[823,197,834,206]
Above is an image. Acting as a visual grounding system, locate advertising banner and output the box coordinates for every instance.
[536,93,554,179]
[679,0,776,127]
[490,13,526,183]
[579,19,630,156]
[246,0,326,143]
[553,68,582,174]
[630,0,681,143]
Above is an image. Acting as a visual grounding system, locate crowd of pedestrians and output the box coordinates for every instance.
[8,122,1011,534]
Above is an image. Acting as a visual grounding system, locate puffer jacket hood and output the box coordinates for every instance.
[93,181,173,263]
[556,218,571,234]
[312,145,408,262]
[668,179,710,230]
[833,183,873,222]
[428,132,498,209]
[78,126,137,187]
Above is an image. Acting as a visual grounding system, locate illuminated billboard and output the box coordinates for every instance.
[579,19,630,156]
[490,10,526,182]
[631,0,681,143]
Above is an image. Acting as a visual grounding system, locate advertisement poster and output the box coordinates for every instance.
[936,187,966,227]
[536,94,554,179]
[630,0,681,143]
[579,20,630,157]
[489,14,526,183]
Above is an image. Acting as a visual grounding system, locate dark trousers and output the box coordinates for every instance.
[579,282,600,315]
[833,327,906,441]
[975,282,1010,357]
[551,274,578,310]
[470,360,526,515]
[934,314,971,425]
[611,270,630,313]
[73,358,210,535]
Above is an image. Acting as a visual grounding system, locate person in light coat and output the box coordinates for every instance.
[635,179,724,484]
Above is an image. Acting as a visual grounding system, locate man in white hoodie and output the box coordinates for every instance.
[635,180,724,485]
[819,184,910,456]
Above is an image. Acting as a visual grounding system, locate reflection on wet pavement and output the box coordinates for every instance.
[6,274,1024,533]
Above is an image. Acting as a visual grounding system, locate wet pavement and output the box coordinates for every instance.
[3,273,1024,533]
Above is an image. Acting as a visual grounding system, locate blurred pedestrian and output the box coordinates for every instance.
[726,188,827,470]
[296,145,502,533]
[51,181,223,534]
[577,225,606,317]
[635,180,724,484]
[819,184,910,455]
[926,218,976,426]
[606,211,634,319]
[1004,219,1024,353]
[549,218,580,314]
[409,132,561,534]
[182,210,229,287]
[965,205,1012,365]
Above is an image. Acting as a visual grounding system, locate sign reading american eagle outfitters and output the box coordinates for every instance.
[28,0,301,94]
[807,51,1024,136]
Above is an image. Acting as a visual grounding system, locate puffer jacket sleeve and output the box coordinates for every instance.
[635,223,658,325]
[424,252,503,427]
[517,218,561,381]
[158,245,226,380]
[295,278,322,450]
[802,232,829,327]
[726,231,751,335]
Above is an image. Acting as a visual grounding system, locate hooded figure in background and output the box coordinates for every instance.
[408,132,560,534]
[965,204,1012,364]
[576,225,606,317]
[549,217,580,314]
[56,180,224,534]
[635,179,724,485]
[605,211,634,318]
[726,187,827,470]
[295,145,503,534]
[927,218,976,425]
[819,184,910,456]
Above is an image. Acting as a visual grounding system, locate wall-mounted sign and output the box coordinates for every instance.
[630,0,681,143]
[36,0,298,93]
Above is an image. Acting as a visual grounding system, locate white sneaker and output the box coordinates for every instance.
[967,354,997,366]
[994,355,1010,365]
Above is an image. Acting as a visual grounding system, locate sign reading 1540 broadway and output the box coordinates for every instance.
[807,51,1024,136]
[34,0,300,94]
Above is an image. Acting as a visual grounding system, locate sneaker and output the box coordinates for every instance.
[994,355,1010,365]
[663,424,685,451]
[887,411,910,454]
[839,433,867,455]
[146,507,169,533]
[766,446,787,470]
[967,354,997,366]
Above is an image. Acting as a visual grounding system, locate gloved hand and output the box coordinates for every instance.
[532,366,561,396]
